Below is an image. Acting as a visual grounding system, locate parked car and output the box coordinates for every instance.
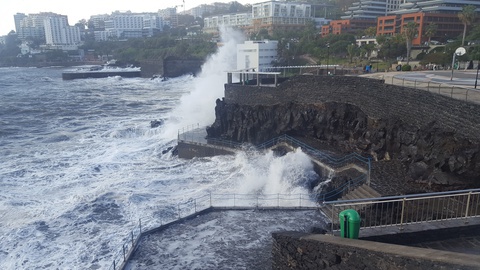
[430,40,441,45]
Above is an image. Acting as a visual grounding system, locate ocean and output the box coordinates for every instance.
[0,33,321,269]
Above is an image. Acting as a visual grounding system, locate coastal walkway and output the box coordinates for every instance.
[360,70,480,104]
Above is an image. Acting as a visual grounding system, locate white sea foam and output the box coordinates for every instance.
[160,27,245,139]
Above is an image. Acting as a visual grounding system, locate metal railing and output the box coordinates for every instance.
[257,134,371,172]
[178,129,372,202]
[316,174,367,202]
[178,129,371,180]
[108,192,318,270]
[381,75,480,105]
[326,188,480,233]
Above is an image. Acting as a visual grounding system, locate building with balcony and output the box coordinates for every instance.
[159,7,178,28]
[203,13,252,34]
[237,39,278,71]
[321,19,377,36]
[250,1,313,35]
[15,12,60,41]
[341,0,402,20]
[14,13,27,33]
[392,0,480,15]
[44,15,81,46]
[94,11,163,41]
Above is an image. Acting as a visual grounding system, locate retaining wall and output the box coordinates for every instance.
[272,231,480,270]
[177,141,234,159]
[224,75,480,141]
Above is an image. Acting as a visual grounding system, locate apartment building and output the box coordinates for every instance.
[376,1,480,45]
[237,40,278,71]
[203,1,314,36]
[159,7,178,28]
[89,14,110,30]
[250,1,313,35]
[203,13,252,34]
[392,0,480,15]
[377,12,465,45]
[321,19,377,36]
[16,12,59,41]
[14,13,27,33]
[94,11,163,41]
[342,0,403,20]
[44,15,81,46]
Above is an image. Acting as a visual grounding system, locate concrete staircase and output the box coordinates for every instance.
[321,184,381,225]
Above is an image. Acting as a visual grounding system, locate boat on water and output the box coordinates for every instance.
[62,61,141,80]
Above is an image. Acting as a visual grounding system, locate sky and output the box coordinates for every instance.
[0,0,258,35]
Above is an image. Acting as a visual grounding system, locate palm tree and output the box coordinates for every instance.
[403,22,418,65]
[424,23,438,45]
[458,5,477,46]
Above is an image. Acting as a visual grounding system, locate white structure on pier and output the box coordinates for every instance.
[237,40,278,71]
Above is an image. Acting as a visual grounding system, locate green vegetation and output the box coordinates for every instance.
[0,31,20,66]
[459,5,477,46]
[80,33,217,64]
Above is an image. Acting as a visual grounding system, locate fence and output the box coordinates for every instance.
[326,188,480,233]
[108,192,318,270]
[382,75,480,105]
[178,129,372,202]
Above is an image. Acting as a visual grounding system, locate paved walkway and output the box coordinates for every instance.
[360,70,480,87]
[359,70,480,104]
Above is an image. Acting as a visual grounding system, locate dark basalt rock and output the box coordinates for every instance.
[150,119,163,128]
[207,76,480,191]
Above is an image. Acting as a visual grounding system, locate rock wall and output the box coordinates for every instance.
[206,76,480,188]
[272,232,480,270]
[163,58,203,78]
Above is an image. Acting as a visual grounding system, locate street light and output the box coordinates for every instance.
[475,61,480,89]
[451,47,466,81]
[326,43,330,75]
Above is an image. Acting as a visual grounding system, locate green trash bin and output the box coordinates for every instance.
[339,209,360,239]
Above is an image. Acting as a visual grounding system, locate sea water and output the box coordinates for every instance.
[0,31,320,269]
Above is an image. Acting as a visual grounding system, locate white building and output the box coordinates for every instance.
[237,40,278,71]
[96,11,163,41]
[342,0,403,20]
[89,14,110,29]
[14,13,27,33]
[16,12,58,41]
[44,15,81,46]
[251,1,312,24]
[159,7,178,28]
[204,13,252,33]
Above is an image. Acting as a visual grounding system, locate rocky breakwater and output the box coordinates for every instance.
[207,75,480,191]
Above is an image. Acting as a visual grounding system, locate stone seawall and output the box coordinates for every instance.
[272,232,480,270]
[207,75,480,189]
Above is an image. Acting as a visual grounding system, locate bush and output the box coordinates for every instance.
[401,64,412,71]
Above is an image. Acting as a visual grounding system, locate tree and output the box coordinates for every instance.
[403,22,418,65]
[458,5,477,46]
[364,27,376,37]
[424,23,437,44]
[346,43,357,63]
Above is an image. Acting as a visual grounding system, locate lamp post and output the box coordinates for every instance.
[475,62,480,89]
[326,43,330,75]
[451,47,466,81]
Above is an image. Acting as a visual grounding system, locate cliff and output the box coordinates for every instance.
[207,76,480,190]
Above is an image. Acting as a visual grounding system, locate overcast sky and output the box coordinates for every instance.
[0,0,258,35]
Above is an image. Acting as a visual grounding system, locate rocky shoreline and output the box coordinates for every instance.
[207,75,480,194]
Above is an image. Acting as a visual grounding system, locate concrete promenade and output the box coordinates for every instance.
[360,69,480,87]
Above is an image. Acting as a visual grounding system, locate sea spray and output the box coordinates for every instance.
[161,27,245,139]
[234,148,319,195]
